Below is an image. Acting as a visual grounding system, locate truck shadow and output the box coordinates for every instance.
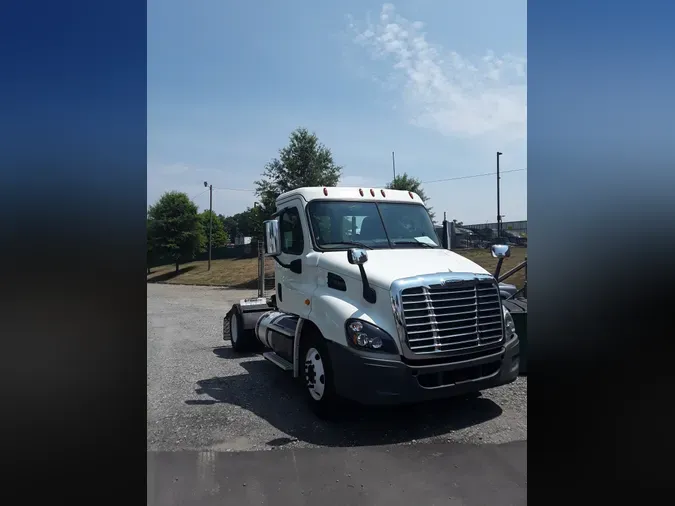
[212,346,259,359]
[187,359,503,448]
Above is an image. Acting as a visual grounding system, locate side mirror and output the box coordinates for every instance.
[347,248,368,265]
[491,244,511,258]
[263,219,281,257]
[491,244,510,280]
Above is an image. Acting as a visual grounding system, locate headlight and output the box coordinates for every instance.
[503,307,516,337]
[345,319,398,353]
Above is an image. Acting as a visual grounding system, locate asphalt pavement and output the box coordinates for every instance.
[147,283,527,504]
[148,441,526,505]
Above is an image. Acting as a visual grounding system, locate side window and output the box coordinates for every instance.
[280,207,305,255]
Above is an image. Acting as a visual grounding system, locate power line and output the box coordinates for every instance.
[190,188,209,200]
[212,186,258,192]
[193,186,255,198]
[421,168,526,185]
[203,168,527,194]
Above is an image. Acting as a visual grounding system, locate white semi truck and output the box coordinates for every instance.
[223,186,520,417]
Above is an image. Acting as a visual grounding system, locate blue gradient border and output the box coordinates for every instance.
[1,0,674,500]
[529,0,674,500]
[0,0,147,498]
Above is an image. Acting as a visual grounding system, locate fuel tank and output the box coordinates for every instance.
[255,311,299,361]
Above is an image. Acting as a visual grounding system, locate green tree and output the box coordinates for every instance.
[386,172,435,222]
[233,210,254,238]
[224,210,251,240]
[247,205,265,240]
[199,210,229,251]
[221,214,238,241]
[220,207,265,243]
[216,214,230,245]
[254,127,343,218]
[147,191,202,273]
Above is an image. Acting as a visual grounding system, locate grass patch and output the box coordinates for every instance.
[147,257,275,288]
[147,247,527,290]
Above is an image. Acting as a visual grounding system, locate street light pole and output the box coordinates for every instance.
[496,151,502,238]
[204,181,213,271]
[392,151,396,180]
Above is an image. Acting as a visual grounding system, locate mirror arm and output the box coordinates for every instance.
[494,257,505,279]
[273,256,302,274]
[358,265,377,303]
[273,256,288,267]
[347,248,375,303]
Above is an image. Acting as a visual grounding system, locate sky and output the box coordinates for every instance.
[148,0,527,225]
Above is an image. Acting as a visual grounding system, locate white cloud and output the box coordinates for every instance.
[348,3,526,141]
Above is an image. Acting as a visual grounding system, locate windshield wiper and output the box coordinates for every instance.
[392,240,437,248]
[321,241,373,250]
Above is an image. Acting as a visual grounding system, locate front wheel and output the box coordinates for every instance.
[301,332,340,419]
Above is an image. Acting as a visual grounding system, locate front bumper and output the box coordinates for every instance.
[326,335,520,406]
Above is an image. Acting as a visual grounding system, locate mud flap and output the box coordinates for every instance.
[223,298,271,341]
[223,308,233,340]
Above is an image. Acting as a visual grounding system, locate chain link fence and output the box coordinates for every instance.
[436,220,527,250]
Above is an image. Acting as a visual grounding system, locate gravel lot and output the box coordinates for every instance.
[147,283,527,452]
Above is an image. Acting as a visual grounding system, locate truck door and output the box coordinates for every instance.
[277,201,313,318]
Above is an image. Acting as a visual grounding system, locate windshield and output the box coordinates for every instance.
[308,200,440,249]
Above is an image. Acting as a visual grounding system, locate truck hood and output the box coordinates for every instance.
[317,248,491,290]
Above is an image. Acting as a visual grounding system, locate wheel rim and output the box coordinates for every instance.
[230,315,239,344]
[305,347,325,401]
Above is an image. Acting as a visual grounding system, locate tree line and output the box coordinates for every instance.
[147,127,433,272]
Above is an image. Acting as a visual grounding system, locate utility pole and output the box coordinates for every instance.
[496,152,502,238]
[392,151,396,180]
[204,181,213,271]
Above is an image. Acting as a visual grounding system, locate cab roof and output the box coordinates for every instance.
[276,186,425,206]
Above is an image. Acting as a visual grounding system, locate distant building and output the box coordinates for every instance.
[234,235,252,246]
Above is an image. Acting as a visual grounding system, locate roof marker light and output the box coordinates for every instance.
[323,187,328,196]
[370,189,375,197]
[359,188,364,196]
[381,189,386,197]
[409,191,414,199]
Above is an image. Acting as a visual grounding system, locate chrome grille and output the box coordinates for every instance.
[400,279,503,355]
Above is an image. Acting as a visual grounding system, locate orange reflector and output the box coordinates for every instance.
[304,299,310,305]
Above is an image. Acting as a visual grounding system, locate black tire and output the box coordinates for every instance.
[229,307,256,352]
[300,330,340,419]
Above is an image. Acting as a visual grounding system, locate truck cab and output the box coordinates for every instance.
[224,186,520,417]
